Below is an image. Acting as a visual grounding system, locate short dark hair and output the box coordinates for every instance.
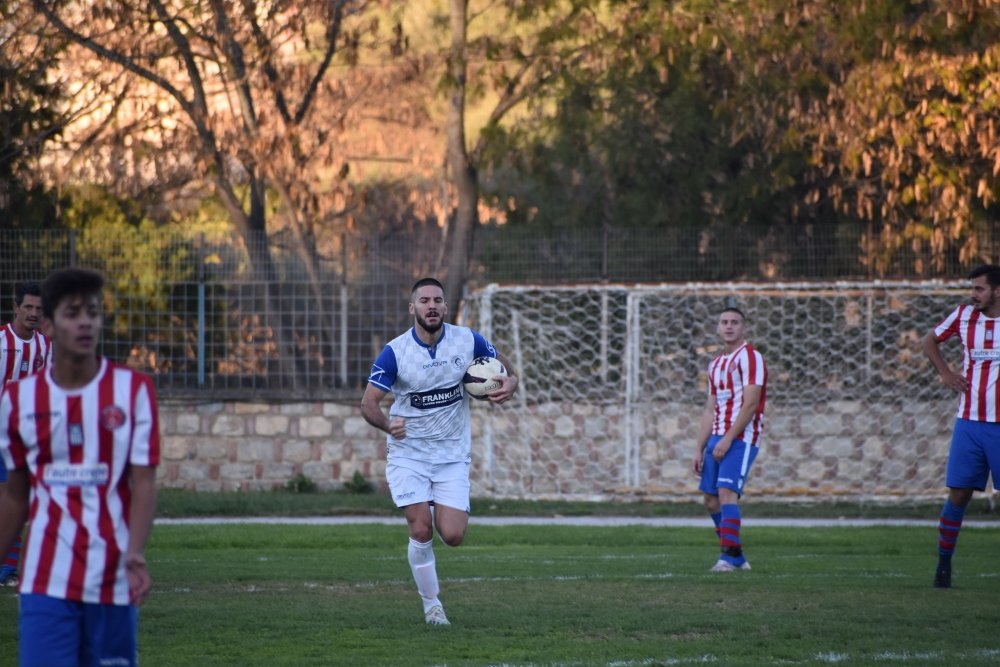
[41,268,105,319]
[720,306,746,321]
[968,264,1000,288]
[411,277,444,296]
[14,281,41,306]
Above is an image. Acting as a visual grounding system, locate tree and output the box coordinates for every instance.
[479,0,1000,279]
[0,1,63,233]
[438,0,598,311]
[790,0,1000,275]
[32,0,404,385]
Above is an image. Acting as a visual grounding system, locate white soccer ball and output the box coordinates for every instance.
[463,356,507,400]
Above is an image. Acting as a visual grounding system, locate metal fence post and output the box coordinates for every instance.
[197,234,206,387]
[198,282,206,387]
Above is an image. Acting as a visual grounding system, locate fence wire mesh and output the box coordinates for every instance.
[0,227,979,402]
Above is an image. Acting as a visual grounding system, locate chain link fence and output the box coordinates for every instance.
[0,226,986,399]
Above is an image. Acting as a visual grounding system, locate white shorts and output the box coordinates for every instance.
[385,459,471,512]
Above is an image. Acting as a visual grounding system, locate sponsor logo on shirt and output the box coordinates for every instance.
[27,411,62,422]
[43,462,110,486]
[410,383,463,409]
[422,359,452,369]
[970,348,1000,361]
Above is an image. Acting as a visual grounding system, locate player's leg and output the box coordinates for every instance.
[1,539,21,586]
[19,593,83,667]
[430,461,471,547]
[402,502,449,625]
[702,493,722,538]
[698,436,727,568]
[935,419,991,588]
[0,464,17,586]
[80,602,138,667]
[387,461,445,623]
[408,461,472,626]
[713,441,758,572]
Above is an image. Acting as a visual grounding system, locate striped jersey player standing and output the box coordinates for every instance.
[361,278,518,626]
[922,263,1000,589]
[0,281,51,587]
[0,268,159,667]
[691,306,767,572]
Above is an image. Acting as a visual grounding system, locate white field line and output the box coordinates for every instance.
[458,647,1000,667]
[154,516,1000,528]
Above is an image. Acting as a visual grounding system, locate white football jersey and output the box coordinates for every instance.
[368,323,496,464]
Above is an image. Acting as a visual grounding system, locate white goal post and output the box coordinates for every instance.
[461,281,976,502]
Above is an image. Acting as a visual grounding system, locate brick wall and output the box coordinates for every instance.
[158,399,957,499]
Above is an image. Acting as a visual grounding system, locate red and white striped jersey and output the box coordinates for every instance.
[0,358,160,605]
[934,304,1000,422]
[0,323,51,392]
[708,343,768,446]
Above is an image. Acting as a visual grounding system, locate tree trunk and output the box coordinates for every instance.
[443,0,478,318]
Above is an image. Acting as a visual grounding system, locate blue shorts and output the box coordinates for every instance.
[699,435,759,497]
[19,594,138,667]
[0,456,7,482]
[947,418,1000,491]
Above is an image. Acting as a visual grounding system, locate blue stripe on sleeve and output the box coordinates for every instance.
[471,330,497,359]
[368,346,398,391]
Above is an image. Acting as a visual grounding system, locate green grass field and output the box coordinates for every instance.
[2,514,997,666]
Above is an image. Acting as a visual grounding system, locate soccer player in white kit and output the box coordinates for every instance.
[361,278,518,625]
[0,281,51,587]
[0,268,159,666]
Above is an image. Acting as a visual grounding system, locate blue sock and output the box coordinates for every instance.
[719,504,744,565]
[937,499,966,559]
[710,512,722,540]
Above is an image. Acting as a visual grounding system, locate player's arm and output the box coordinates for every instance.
[719,385,762,443]
[922,330,967,393]
[126,465,157,606]
[361,383,406,439]
[361,383,391,432]
[486,351,519,404]
[692,392,715,475]
[0,468,29,560]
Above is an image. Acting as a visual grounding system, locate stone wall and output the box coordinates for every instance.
[158,399,958,499]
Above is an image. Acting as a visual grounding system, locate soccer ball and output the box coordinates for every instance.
[463,356,507,400]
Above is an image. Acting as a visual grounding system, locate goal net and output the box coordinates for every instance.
[461,281,973,502]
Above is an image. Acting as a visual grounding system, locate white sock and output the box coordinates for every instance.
[408,537,441,612]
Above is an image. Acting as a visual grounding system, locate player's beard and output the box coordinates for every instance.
[416,312,443,334]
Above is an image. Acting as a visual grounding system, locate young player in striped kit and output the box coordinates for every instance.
[692,306,767,572]
[0,281,51,587]
[922,263,1000,589]
[0,268,159,666]
[361,278,518,625]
